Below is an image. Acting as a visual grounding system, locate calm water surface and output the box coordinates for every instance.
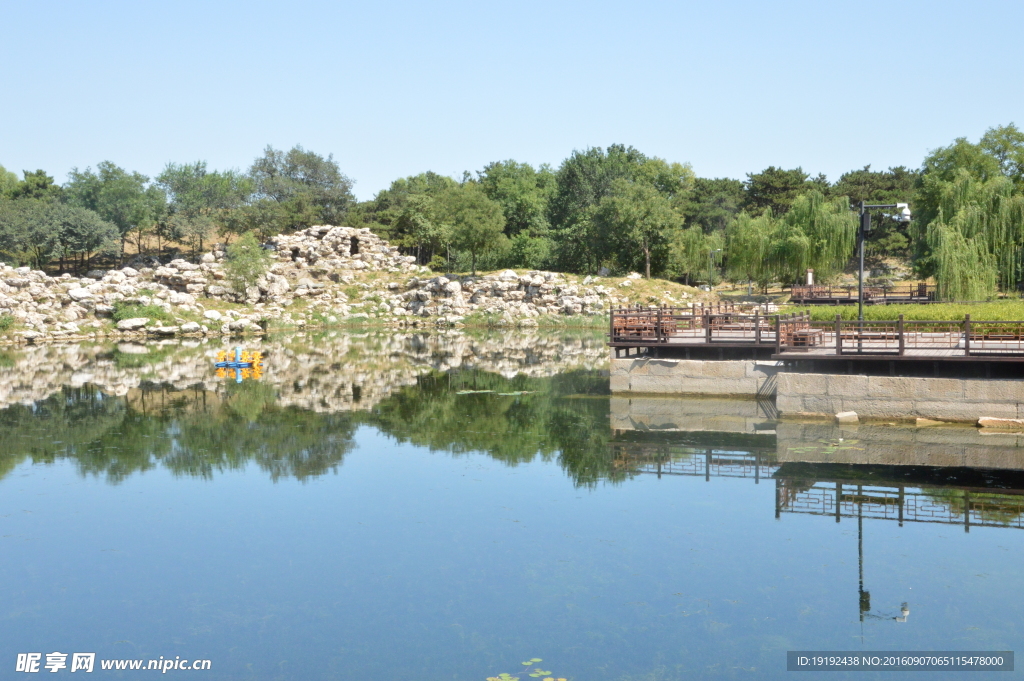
[1,333,1023,679]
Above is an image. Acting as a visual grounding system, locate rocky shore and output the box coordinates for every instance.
[0,225,708,345]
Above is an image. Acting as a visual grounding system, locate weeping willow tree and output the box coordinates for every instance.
[920,170,1024,299]
[780,191,857,280]
[666,226,723,285]
[928,223,997,300]
[726,191,856,291]
[726,212,775,291]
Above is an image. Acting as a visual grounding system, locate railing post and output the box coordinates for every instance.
[836,314,843,356]
[705,311,713,344]
[965,314,971,357]
[775,315,782,354]
[657,306,663,344]
[610,306,616,343]
[754,309,761,345]
[898,314,905,356]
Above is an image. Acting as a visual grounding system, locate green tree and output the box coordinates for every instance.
[922,170,1022,299]
[157,162,251,256]
[52,204,119,272]
[776,190,857,282]
[980,123,1024,188]
[224,231,273,295]
[65,162,166,258]
[726,211,777,292]
[477,160,555,237]
[548,145,651,272]
[0,164,18,198]
[0,199,61,268]
[245,145,355,235]
[830,165,918,256]
[726,191,856,291]
[912,126,1024,293]
[742,166,825,216]
[548,145,693,273]
[367,172,459,264]
[10,169,62,201]
[666,226,724,285]
[443,184,507,275]
[593,178,681,278]
[684,177,744,234]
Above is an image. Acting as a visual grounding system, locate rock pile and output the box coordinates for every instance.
[0,224,704,344]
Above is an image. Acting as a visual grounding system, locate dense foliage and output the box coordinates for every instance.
[2,124,1023,297]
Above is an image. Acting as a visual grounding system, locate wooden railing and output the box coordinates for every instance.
[777,314,1024,356]
[611,307,1024,358]
[791,283,935,304]
[609,304,803,346]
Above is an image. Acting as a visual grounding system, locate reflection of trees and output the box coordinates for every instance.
[0,368,626,487]
[923,488,1024,526]
[0,382,357,484]
[0,387,127,479]
[367,369,620,486]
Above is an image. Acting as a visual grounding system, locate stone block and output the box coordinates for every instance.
[866,376,916,399]
[647,359,683,376]
[978,416,1024,428]
[826,374,869,397]
[701,361,748,379]
[917,401,1017,423]
[835,411,859,424]
[842,398,915,418]
[775,394,804,415]
[780,372,828,396]
[609,375,630,392]
[800,395,843,416]
[963,379,1024,403]
[912,378,964,401]
[628,375,683,393]
[627,359,650,376]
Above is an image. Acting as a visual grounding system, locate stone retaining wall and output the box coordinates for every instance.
[776,373,1024,422]
[609,358,780,398]
[611,356,1024,423]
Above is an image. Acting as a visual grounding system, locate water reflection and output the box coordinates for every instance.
[4,337,1024,678]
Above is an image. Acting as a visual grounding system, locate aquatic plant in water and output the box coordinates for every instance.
[486,657,567,681]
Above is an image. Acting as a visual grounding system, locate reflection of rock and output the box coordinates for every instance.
[0,330,608,414]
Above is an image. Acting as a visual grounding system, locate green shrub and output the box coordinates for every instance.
[0,314,14,333]
[224,232,272,293]
[112,301,173,324]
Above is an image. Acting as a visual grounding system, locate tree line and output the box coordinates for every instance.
[2,125,1023,299]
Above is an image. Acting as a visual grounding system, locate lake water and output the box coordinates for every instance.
[1,332,1023,679]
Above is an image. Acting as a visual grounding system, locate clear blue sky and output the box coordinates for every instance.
[2,0,1021,200]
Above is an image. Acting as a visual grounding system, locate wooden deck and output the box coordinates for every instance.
[609,306,1024,362]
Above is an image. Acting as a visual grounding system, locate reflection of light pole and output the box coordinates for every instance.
[855,486,911,630]
[857,202,912,322]
[708,249,722,291]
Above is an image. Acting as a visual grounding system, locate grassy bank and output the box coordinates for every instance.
[786,300,1024,322]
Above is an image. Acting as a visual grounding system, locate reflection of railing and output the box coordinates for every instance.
[776,314,1024,357]
[791,283,935,305]
[610,443,779,481]
[775,480,1024,530]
